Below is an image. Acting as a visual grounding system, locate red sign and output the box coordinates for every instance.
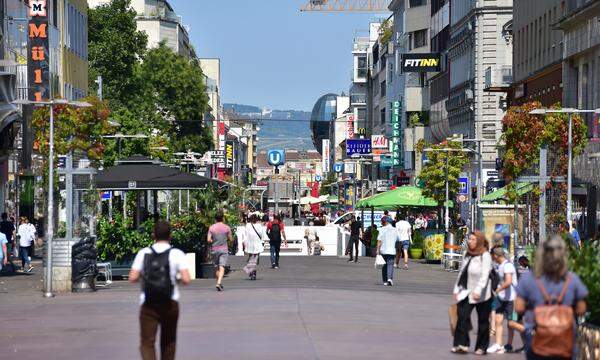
[346,114,355,139]
[28,0,49,102]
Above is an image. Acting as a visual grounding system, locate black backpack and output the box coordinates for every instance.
[269,222,281,242]
[142,247,173,304]
[490,267,500,291]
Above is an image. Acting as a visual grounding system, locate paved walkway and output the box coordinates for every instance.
[0,257,524,359]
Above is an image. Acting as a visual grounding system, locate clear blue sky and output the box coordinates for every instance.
[169,0,385,111]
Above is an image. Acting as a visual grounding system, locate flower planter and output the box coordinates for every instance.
[409,248,423,259]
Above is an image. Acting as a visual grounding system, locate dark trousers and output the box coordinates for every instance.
[19,246,30,269]
[270,241,281,266]
[139,300,179,360]
[347,236,359,261]
[381,254,395,283]
[453,297,492,351]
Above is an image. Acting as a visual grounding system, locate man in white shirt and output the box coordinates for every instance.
[394,216,412,270]
[17,217,36,272]
[129,220,191,360]
[377,217,400,286]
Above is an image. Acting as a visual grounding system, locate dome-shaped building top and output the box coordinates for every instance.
[310,93,339,154]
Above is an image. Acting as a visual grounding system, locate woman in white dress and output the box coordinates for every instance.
[243,214,266,280]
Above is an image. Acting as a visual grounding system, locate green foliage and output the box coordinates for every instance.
[88,2,212,165]
[96,214,153,262]
[412,230,424,249]
[88,0,148,108]
[416,140,470,206]
[379,19,393,46]
[31,96,114,161]
[569,242,600,325]
[319,172,338,196]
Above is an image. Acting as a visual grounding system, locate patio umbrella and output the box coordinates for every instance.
[300,196,321,205]
[356,186,448,209]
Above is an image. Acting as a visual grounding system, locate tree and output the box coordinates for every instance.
[416,140,470,206]
[88,0,148,108]
[319,172,338,196]
[139,44,212,154]
[31,96,114,161]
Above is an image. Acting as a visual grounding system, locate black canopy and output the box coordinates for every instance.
[95,156,221,190]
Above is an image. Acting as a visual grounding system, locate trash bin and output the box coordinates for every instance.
[72,236,97,292]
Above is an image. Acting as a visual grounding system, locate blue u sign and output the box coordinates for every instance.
[333,163,344,173]
[267,150,285,166]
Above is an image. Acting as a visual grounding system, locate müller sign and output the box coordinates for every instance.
[27,0,50,102]
[401,53,441,73]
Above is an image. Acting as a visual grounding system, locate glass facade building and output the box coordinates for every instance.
[310,93,339,153]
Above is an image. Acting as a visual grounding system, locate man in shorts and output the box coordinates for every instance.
[487,246,523,353]
[394,216,412,270]
[208,211,232,291]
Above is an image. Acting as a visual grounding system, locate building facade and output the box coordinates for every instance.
[511,0,563,106]
[447,0,513,176]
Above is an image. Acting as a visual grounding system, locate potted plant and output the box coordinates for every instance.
[410,230,424,259]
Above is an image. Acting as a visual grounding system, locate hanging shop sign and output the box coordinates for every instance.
[322,139,330,174]
[380,156,393,169]
[225,141,234,169]
[391,101,402,167]
[27,0,50,102]
[401,53,441,73]
[346,114,355,139]
[346,138,372,156]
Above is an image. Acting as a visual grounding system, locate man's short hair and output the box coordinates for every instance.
[381,217,388,225]
[491,246,505,258]
[215,211,224,222]
[154,220,171,241]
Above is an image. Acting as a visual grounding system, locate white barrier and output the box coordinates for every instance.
[235,225,363,257]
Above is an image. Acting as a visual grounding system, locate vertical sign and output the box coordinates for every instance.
[225,141,234,170]
[346,114,355,139]
[321,139,330,174]
[217,121,226,179]
[27,0,50,102]
[391,100,402,167]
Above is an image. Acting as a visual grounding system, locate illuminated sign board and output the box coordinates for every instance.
[28,0,50,102]
[225,141,234,169]
[401,53,441,72]
[346,139,371,156]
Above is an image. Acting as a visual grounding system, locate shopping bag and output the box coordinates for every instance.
[374,254,385,268]
[449,304,458,336]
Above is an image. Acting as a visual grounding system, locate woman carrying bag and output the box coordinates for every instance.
[243,214,266,280]
[451,230,493,355]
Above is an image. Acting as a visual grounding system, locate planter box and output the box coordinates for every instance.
[196,262,215,279]
[409,248,423,259]
[577,322,600,360]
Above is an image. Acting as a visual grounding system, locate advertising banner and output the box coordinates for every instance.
[346,139,372,156]
[322,139,330,174]
[346,114,355,139]
[401,53,442,72]
[391,101,402,167]
[225,141,234,169]
[27,0,50,102]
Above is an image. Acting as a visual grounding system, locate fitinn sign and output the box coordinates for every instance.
[28,0,50,102]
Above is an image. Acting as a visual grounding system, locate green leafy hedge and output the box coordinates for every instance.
[569,242,600,325]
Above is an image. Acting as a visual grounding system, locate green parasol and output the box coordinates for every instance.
[356,186,451,209]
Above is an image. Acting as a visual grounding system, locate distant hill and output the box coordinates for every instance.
[223,103,314,151]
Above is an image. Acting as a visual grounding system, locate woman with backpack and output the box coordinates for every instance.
[243,214,266,281]
[451,230,493,355]
[515,235,588,360]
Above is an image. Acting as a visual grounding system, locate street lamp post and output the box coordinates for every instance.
[13,99,92,298]
[529,108,600,228]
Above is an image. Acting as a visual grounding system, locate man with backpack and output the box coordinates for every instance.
[267,215,287,269]
[129,220,191,360]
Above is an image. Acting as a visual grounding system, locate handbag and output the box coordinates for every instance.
[374,254,386,268]
[449,304,458,336]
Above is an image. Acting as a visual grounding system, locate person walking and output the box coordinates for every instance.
[515,235,588,360]
[347,215,362,263]
[267,215,287,269]
[451,231,493,355]
[0,213,15,259]
[394,216,412,270]
[129,220,191,360]
[377,217,399,286]
[17,216,35,272]
[487,246,523,354]
[558,221,580,250]
[207,211,233,291]
[243,214,266,280]
[304,221,317,255]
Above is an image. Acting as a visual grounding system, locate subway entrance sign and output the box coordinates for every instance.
[401,53,441,72]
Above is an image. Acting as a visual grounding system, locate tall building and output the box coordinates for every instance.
[89,0,197,60]
[199,58,222,149]
[429,0,451,142]
[447,0,513,176]
[558,0,600,188]
[511,0,563,106]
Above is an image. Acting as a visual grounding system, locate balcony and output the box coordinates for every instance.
[484,66,512,92]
